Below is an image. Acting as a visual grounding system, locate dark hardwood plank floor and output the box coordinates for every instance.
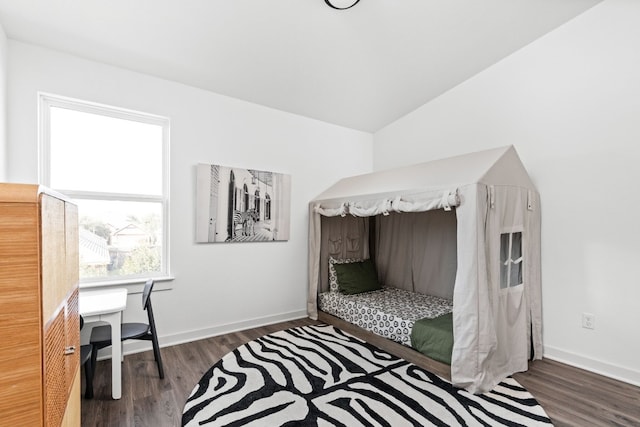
[81,317,640,427]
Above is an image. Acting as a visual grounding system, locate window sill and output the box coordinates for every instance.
[79,276,174,294]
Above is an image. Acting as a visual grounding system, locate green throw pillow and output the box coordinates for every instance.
[333,259,381,295]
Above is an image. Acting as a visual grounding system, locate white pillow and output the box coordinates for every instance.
[328,256,363,292]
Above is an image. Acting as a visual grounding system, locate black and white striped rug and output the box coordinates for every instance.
[182,324,552,426]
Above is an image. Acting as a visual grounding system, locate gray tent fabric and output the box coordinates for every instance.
[307,145,543,394]
[318,215,369,293]
[374,210,457,300]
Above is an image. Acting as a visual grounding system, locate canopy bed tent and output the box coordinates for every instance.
[307,145,542,394]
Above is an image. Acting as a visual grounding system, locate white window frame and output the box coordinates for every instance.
[38,93,171,287]
[500,228,524,289]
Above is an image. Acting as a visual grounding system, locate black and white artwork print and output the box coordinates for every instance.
[196,163,291,243]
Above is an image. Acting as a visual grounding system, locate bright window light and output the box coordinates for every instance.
[40,94,170,285]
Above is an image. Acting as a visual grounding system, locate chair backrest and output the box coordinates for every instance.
[142,279,159,336]
[142,279,155,310]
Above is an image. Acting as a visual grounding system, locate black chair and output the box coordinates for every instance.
[89,279,165,381]
[80,316,94,399]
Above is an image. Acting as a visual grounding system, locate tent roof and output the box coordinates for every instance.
[312,145,536,203]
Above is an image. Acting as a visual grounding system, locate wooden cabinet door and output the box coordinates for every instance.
[41,195,67,322]
[64,203,80,397]
[65,202,79,294]
[41,195,80,427]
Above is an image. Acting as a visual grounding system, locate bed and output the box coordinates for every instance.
[319,261,454,364]
[309,146,543,393]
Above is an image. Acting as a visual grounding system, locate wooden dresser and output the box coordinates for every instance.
[0,183,80,427]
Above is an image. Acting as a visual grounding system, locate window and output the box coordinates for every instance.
[39,94,170,285]
[500,231,523,289]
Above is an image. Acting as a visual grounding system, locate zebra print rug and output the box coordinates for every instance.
[182,324,552,426]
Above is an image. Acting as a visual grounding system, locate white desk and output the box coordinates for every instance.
[79,287,128,400]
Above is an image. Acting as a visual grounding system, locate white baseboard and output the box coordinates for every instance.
[95,309,309,360]
[544,345,640,388]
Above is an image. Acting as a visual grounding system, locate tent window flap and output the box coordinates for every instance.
[500,231,523,289]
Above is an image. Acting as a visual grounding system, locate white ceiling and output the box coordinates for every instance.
[0,0,600,132]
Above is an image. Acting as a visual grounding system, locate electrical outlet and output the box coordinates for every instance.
[582,313,595,330]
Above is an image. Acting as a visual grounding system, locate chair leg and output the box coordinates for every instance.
[90,344,99,383]
[84,355,94,399]
[150,334,164,379]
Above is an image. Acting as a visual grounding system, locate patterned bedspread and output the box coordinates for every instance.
[318,287,453,347]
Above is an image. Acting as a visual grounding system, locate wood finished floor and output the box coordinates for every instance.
[80,317,640,427]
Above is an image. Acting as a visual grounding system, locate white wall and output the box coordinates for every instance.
[0,23,7,181]
[374,0,640,386]
[7,41,373,348]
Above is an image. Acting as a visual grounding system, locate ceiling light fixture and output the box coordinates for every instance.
[325,0,360,10]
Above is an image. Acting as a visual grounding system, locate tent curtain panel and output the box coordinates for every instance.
[374,210,457,300]
[318,215,370,293]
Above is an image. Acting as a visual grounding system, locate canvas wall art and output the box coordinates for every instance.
[196,163,291,243]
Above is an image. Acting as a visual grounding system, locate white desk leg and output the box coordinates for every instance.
[106,311,122,399]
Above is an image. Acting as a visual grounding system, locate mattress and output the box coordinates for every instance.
[318,286,453,347]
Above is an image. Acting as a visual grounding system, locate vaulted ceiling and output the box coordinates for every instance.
[0,0,601,132]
